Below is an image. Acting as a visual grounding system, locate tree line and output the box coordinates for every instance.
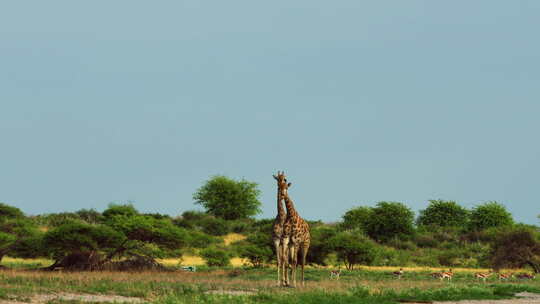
[1,175,539,272]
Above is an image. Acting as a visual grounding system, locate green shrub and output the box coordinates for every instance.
[187,231,222,249]
[469,202,514,231]
[417,200,469,227]
[193,175,262,220]
[199,217,230,236]
[340,206,373,232]
[200,247,231,267]
[308,226,338,265]
[415,234,438,248]
[329,232,377,269]
[386,238,417,251]
[365,202,415,242]
[229,220,252,234]
[408,249,440,267]
[237,244,272,267]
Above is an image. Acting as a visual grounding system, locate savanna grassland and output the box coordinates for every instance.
[1,260,540,304]
[2,182,539,303]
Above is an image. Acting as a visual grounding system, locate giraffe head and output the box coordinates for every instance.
[273,171,291,198]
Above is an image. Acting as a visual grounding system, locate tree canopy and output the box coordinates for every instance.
[0,203,40,263]
[193,175,262,220]
[490,228,540,273]
[469,202,514,231]
[340,206,372,232]
[365,202,415,242]
[417,200,469,227]
[329,231,377,270]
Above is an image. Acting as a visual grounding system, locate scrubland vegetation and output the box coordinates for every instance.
[1,175,539,303]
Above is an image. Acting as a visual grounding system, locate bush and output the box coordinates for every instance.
[229,220,253,234]
[237,244,272,267]
[329,231,377,270]
[490,228,540,273]
[417,200,469,227]
[308,226,339,265]
[35,212,81,227]
[415,234,438,248]
[372,246,414,266]
[387,238,417,251]
[340,206,372,232]
[193,175,262,220]
[0,204,41,263]
[102,203,138,219]
[0,203,24,219]
[75,209,103,224]
[187,231,222,249]
[199,217,230,236]
[43,222,123,259]
[366,202,415,242]
[200,247,231,267]
[469,202,513,231]
[180,210,207,221]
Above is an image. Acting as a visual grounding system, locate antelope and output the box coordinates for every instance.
[497,272,513,281]
[431,269,452,281]
[393,268,404,280]
[516,273,536,280]
[474,270,493,282]
[330,269,341,280]
[442,269,454,281]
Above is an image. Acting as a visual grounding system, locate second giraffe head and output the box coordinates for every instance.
[273,171,291,198]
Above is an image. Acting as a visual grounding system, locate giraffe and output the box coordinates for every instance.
[279,173,310,287]
[272,171,290,286]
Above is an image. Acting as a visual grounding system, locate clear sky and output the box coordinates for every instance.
[1,1,539,224]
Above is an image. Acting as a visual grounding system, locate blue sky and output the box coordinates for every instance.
[1,1,539,224]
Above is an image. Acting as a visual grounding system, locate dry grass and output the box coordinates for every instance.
[158,256,248,267]
[158,233,248,267]
[2,256,523,273]
[1,257,52,266]
[357,266,494,273]
[223,233,246,245]
[0,268,455,294]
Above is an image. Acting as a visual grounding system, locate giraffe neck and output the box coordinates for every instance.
[276,187,285,219]
[283,192,299,218]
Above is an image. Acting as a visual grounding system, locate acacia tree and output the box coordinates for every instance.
[100,204,189,261]
[193,175,262,220]
[490,228,540,273]
[0,203,41,264]
[43,204,190,270]
[43,221,124,270]
[417,200,469,227]
[329,231,377,270]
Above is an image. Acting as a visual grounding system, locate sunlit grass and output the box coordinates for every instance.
[1,265,539,304]
[223,233,246,246]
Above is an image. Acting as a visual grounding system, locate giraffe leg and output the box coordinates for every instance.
[281,237,290,287]
[274,239,281,286]
[300,242,310,287]
[289,244,298,288]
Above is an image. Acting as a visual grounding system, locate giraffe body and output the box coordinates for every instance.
[272,171,289,286]
[279,175,310,287]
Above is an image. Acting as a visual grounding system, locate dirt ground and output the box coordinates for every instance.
[0,292,539,304]
[0,293,145,304]
[417,292,540,304]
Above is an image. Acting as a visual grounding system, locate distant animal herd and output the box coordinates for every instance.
[326,267,537,281]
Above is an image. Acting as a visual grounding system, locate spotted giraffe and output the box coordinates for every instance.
[272,171,290,286]
[280,173,310,287]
